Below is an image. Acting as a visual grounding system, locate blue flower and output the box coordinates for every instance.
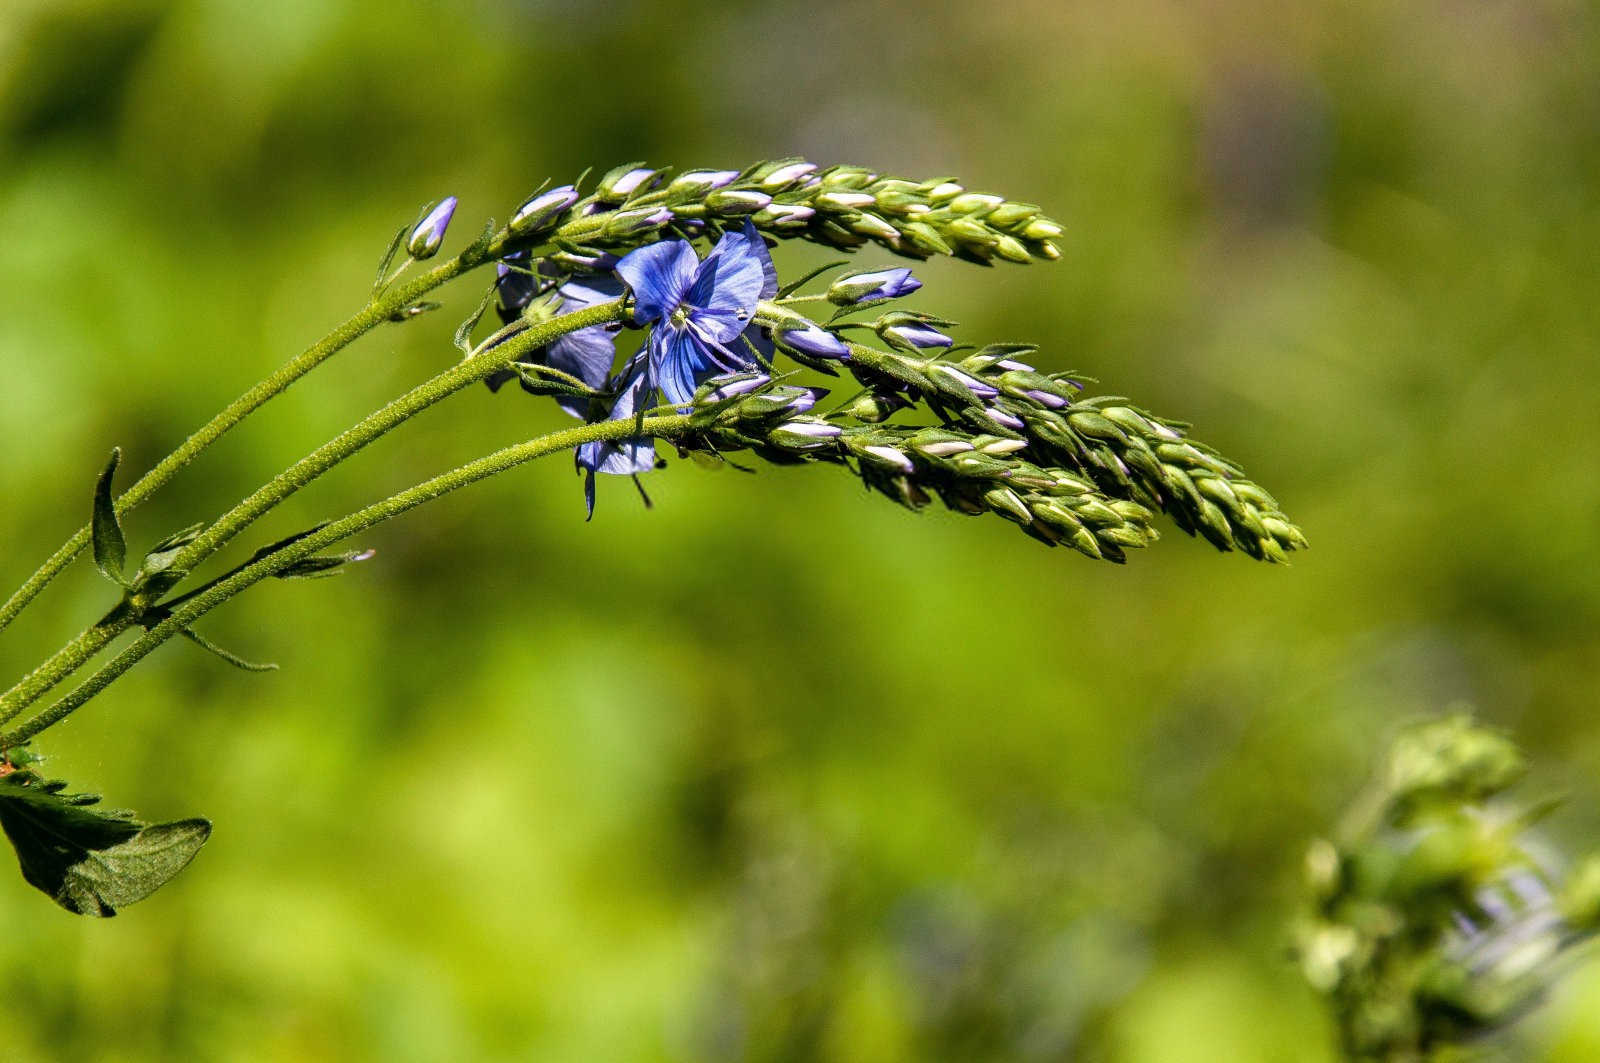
[614,221,777,407]
[574,223,777,516]
[488,253,623,419]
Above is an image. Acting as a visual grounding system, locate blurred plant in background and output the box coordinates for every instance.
[1296,717,1600,1061]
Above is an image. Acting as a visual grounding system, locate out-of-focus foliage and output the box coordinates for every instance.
[1,0,1597,1059]
[1296,717,1600,1061]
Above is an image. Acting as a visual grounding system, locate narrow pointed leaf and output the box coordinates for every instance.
[178,628,278,672]
[241,522,334,568]
[372,224,408,294]
[91,449,127,586]
[454,283,497,357]
[272,549,376,580]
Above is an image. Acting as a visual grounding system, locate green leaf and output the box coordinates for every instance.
[137,521,205,579]
[372,224,408,295]
[178,628,278,672]
[453,282,497,357]
[91,448,127,587]
[778,259,850,299]
[0,770,210,916]
[273,548,376,580]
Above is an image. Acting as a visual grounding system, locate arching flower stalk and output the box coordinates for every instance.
[0,158,1307,915]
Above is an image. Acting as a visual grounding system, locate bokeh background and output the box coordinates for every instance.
[2,0,1598,1059]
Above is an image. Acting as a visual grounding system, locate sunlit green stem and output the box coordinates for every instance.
[1,412,693,747]
[0,234,509,636]
[0,298,626,727]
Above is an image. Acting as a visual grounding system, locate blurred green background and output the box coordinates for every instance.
[3,0,1599,1058]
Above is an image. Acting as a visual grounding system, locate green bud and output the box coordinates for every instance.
[850,213,901,241]
[947,217,998,247]
[1098,525,1151,549]
[948,192,1004,215]
[1067,411,1130,443]
[899,222,953,257]
[706,189,772,216]
[983,486,1033,524]
[839,393,906,423]
[985,202,1040,230]
[820,166,876,190]
[1023,218,1064,241]
[1109,499,1155,524]
[994,235,1033,264]
[873,190,928,217]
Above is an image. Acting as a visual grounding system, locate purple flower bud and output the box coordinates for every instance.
[760,161,817,189]
[1024,388,1069,409]
[880,322,953,351]
[785,421,841,438]
[707,373,771,399]
[780,387,826,414]
[670,169,740,195]
[754,204,816,230]
[863,445,915,474]
[826,267,921,306]
[604,206,674,237]
[986,407,1025,431]
[916,439,975,457]
[770,421,843,448]
[705,189,772,216]
[599,166,659,200]
[816,191,877,211]
[775,322,850,360]
[980,438,1028,455]
[996,358,1035,372]
[510,185,580,236]
[932,364,999,400]
[406,196,457,260]
[549,249,619,272]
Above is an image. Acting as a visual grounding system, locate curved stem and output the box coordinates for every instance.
[0,298,625,727]
[156,299,627,584]
[1,412,694,747]
[0,233,507,636]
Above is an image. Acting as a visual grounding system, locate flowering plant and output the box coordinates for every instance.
[0,159,1306,916]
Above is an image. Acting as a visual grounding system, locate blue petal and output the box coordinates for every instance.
[576,356,657,477]
[494,250,536,325]
[545,273,626,417]
[654,326,709,408]
[744,220,779,300]
[556,273,624,312]
[615,240,697,324]
[547,327,618,418]
[683,227,770,342]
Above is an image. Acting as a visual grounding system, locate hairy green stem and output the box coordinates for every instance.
[0,233,508,636]
[0,299,625,726]
[1,413,693,747]
[0,619,134,732]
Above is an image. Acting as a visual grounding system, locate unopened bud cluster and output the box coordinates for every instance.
[501,158,1063,269]
[831,339,1307,563]
[687,378,1159,563]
